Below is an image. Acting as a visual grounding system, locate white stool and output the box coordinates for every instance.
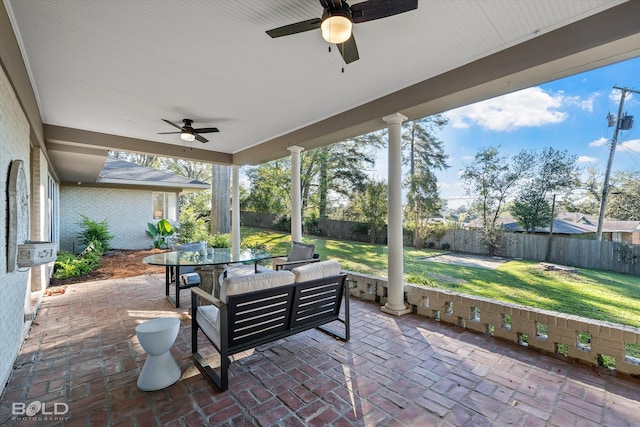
[135,317,181,391]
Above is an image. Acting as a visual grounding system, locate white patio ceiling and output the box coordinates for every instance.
[5,0,640,183]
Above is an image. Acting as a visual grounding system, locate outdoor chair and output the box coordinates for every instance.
[272,241,320,271]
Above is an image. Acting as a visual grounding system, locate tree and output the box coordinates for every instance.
[346,180,388,243]
[606,171,640,220]
[510,148,579,233]
[563,167,601,215]
[405,171,443,247]
[210,164,229,234]
[305,132,385,218]
[461,146,531,254]
[402,115,449,246]
[243,160,291,214]
[564,169,640,220]
[109,151,160,168]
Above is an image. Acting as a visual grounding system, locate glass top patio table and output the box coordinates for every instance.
[141,248,275,267]
[142,248,280,307]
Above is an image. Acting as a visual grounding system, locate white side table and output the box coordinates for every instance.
[135,317,181,391]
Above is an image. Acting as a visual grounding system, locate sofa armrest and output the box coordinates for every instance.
[191,287,224,308]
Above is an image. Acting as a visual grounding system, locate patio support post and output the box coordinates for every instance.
[288,146,304,242]
[382,113,411,316]
[231,165,241,259]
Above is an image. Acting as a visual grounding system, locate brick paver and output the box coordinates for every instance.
[1,273,640,426]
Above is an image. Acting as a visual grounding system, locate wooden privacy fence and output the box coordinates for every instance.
[441,230,640,275]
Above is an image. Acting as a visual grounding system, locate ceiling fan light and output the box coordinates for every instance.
[321,14,352,44]
[180,131,196,142]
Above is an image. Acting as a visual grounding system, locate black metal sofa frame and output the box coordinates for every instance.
[190,272,349,391]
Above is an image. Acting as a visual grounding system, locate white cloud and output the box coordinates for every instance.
[446,87,569,131]
[619,139,640,153]
[609,88,633,104]
[589,137,608,147]
[577,156,598,164]
[564,92,598,112]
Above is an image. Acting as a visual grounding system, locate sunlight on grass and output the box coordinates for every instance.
[240,227,640,328]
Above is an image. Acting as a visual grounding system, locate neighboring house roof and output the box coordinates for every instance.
[96,158,210,193]
[603,221,640,233]
[467,212,638,235]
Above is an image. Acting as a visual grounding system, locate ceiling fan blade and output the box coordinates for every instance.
[338,34,359,64]
[157,131,180,134]
[192,127,219,133]
[194,133,209,143]
[350,0,418,23]
[161,119,183,130]
[266,18,321,38]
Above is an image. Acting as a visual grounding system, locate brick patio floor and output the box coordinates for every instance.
[1,273,640,426]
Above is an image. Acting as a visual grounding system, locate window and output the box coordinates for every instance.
[152,192,177,221]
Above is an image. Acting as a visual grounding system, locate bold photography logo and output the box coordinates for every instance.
[12,401,69,420]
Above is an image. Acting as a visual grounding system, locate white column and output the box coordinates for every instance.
[231,165,241,259]
[382,113,411,316]
[288,146,304,242]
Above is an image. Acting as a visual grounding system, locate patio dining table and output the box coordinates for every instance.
[142,248,277,307]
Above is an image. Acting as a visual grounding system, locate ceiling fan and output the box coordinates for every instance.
[265,0,418,64]
[158,119,219,143]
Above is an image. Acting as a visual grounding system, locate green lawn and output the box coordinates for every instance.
[241,227,640,328]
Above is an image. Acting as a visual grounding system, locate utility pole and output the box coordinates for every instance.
[546,194,556,261]
[596,86,639,241]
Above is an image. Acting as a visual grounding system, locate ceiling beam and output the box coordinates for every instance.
[44,125,233,164]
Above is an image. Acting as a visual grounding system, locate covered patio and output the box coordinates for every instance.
[3,2,640,425]
[2,273,640,426]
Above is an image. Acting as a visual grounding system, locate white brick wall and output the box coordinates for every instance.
[0,65,32,394]
[60,186,167,251]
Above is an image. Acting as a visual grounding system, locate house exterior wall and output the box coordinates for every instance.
[60,186,176,251]
[0,64,33,395]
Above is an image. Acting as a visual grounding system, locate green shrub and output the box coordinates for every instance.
[52,250,102,278]
[273,215,291,232]
[147,219,175,248]
[441,242,451,250]
[78,215,113,254]
[207,233,231,248]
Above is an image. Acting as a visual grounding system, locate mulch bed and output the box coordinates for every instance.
[49,249,165,286]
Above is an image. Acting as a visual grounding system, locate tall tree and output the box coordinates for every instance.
[461,146,532,254]
[405,171,443,247]
[402,115,449,246]
[307,132,385,218]
[160,158,212,183]
[210,164,230,234]
[108,151,160,168]
[606,170,640,220]
[510,148,579,233]
[346,179,388,243]
[563,167,602,215]
[243,160,291,214]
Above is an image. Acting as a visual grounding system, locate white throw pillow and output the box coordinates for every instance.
[291,260,341,283]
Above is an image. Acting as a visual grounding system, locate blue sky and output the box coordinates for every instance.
[374,55,640,209]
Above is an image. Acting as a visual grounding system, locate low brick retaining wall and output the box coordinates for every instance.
[346,271,640,377]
